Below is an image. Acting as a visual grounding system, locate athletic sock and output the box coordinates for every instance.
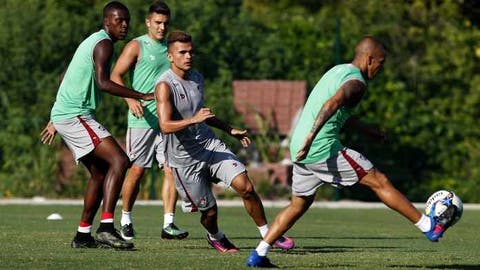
[257,224,269,238]
[164,213,174,228]
[207,231,225,241]
[77,221,92,234]
[121,210,132,226]
[255,240,271,256]
[97,212,115,232]
[415,214,432,232]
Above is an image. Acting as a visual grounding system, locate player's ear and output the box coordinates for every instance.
[167,52,173,62]
[145,18,150,28]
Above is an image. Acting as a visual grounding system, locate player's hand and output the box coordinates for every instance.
[127,98,145,118]
[142,93,155,101]
[296,135,314,161]
[40,122,57,145]
[231,129,251,148]
[191,108,215,124]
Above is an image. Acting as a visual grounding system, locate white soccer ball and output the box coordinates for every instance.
[425,190,463,226]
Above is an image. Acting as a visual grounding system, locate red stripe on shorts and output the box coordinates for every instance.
[173,168,198,212]
[77,116,101,147]
[340,149,367,180]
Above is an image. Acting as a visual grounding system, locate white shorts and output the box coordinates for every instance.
[292,147,373,196]
[126,128,165,168]
[53,115,111,162]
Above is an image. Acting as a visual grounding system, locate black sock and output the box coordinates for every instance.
[75,231,92,240]
[97,222,115,233]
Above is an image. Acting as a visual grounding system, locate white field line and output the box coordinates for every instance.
[1,198,480,210]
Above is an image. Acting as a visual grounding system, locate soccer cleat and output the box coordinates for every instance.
[424,204,456,242]
[120,223,135,240]
[206,234,239,253]
[246,249,277,268]
[273,235,295,250]
[96,230,134,249]
[161,223,189,240]
[424,221,445,242]
[71,234,98,248]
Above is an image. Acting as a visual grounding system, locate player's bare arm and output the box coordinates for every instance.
[296,80,366,161]
[155,82,215,134]
[111,40,146,118]
[206,117,251,147]
[94,39,154,101]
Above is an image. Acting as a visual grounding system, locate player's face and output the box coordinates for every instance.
[168,42,195,72]
[105,8,130,41]
[146,13,169,41]
[367,50,386,80]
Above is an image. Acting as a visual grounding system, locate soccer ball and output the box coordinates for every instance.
[425,190,463,227]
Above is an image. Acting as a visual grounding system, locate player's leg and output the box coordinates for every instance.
[339,147,443,241]
[360,168,421,222]
[246,194,314,267]
[120,128,156,239]
[91,136,133,249]
[120,164,145,239]
[201,205,239,253]
[230,172,268,226]
[70,154,105,248]
[161,165,189,239]
[359,168,445,241]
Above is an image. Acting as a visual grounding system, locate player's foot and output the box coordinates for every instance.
[120,223,134,240]
[424,204,456,242]
[206,234,239,253]
[246,249,277,268]
[71,234,98,248]
[273,235,295,250]
[96,230,134,249]
[161,223,189,240]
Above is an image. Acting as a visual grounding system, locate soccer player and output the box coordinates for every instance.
[246,36,455,267]
[110,1,188,241]
[154,30,295,253]
[40,1,153,249]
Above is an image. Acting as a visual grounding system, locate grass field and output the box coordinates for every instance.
[0,204,479,270]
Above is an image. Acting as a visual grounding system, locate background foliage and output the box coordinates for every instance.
[0,0,479,202]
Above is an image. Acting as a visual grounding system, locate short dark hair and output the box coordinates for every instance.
[167,30,192,48]
[149,1,170,16]
[103,1,128,18]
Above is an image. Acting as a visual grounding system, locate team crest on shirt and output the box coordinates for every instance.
[198,197,207,208]
[149,55,155,61]
[180,93,185,99]
[232,162,238,167]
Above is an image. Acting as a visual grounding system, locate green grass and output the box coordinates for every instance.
[0,205,479,270]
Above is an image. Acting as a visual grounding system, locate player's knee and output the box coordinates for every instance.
[237,182,256,199]
[365,170,391,190]
[112,154,130,172]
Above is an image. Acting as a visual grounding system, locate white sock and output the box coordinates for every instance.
[415,214,432,232]
[258,224,269,238]
[208,231,225,241]
[77,225,92,233]
[255,240,271,256]
[121,210,132,226]
[164,213,174,228]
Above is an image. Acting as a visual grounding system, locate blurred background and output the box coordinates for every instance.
[0,0,479,203]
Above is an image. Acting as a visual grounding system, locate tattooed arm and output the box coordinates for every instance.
[296,80,366,161]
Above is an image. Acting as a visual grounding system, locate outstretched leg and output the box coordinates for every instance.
[360,168,447,242]
[359,168,421,223]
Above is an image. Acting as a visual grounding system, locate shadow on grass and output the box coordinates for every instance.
[387,264,480,270]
